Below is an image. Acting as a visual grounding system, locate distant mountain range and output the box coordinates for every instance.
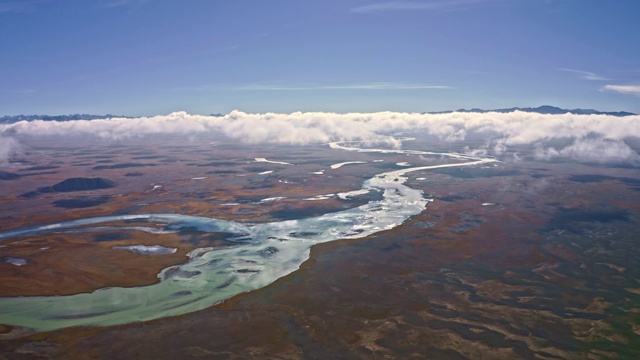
[0,114,127,124]
[428,105,636,117]
[0,106,635,124]
[0,113,224,124]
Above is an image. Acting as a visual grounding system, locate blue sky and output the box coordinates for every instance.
[1,0,639,116]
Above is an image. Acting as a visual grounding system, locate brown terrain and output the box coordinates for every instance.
[0,135,639,359]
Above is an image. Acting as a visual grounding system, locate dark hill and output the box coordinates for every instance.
[20,177,117,198]
[0,171,20,180]
[52,178,116,192]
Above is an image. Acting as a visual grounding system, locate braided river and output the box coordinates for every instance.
[0,142,496,331]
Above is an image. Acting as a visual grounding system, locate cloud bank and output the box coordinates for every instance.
[1,110,640,164]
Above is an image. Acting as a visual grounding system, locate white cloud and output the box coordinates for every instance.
[103,0,148,8]
[181,82,453,91]
[559,68,608,81]
[2,110,640,164]
[0,136,21,165]
[352,0,493,13]
[0,0,46,13]
[602,85,640,97]
[534,138,640,163]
